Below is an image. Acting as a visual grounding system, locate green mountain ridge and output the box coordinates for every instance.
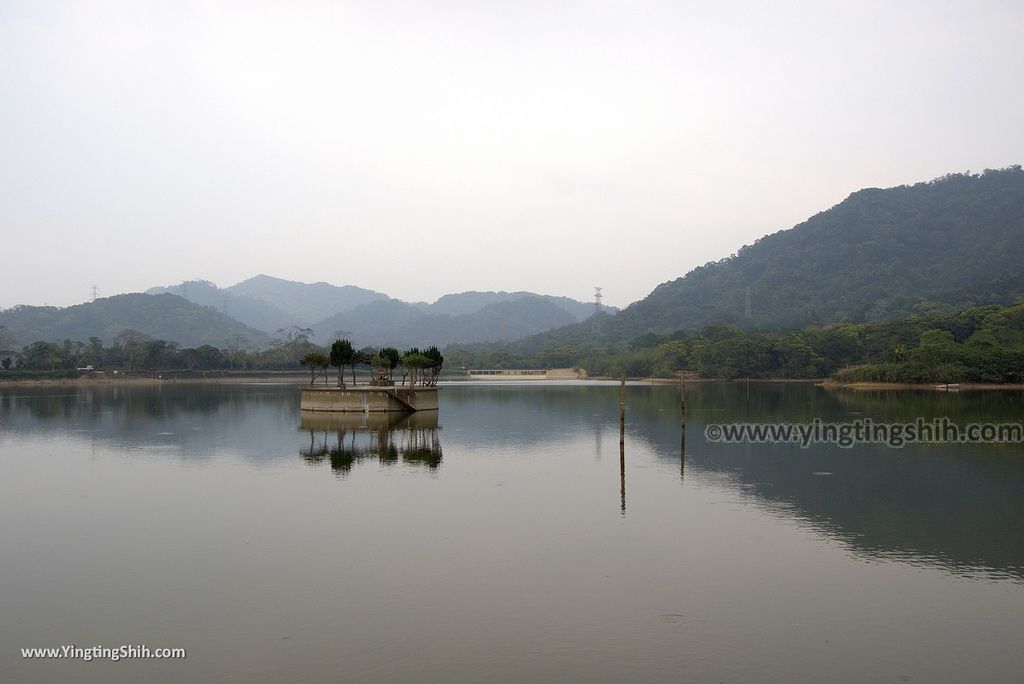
[505,166,1024,353]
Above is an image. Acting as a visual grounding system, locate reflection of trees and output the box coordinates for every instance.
[398,428,443,469]
[4,384,298,424]
[0,384,301,462]
[299,411,442,475]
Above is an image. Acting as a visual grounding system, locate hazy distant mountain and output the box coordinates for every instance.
[508,166,1024,351]
[146,279,300,333]
[143,276,601,347]
[225,274,388,324]
[4,275,603,352]
[429,291,603,319]
[0,294,269,349]
[311,295,584,348]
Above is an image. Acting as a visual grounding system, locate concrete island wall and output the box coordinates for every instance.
[300,386,439,413]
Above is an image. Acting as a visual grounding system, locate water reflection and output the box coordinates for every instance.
[0,383,301,462]
[299,411,442,475]
[443,382,1024,581]
[627,382,1024,581]
[7,381,1024,684]
[2,382,1022,581]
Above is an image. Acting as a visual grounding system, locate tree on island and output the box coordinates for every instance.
[300,351,330,386]
[423,346,444,386]
[399,346,443,387]
[354,347,376,386]
[400,347,425,386]
[371,347,400,385]
[330,338,354,387]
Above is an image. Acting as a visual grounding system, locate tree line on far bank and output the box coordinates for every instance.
[0,325,447,385]
[444,301,1024,384]
[5,300,1024,384]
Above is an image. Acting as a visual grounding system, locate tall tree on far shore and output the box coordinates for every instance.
[114,329,152,371]
[273,326,315,365]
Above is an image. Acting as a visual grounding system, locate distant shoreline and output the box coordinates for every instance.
[822,380,1024,391]
[6,374,1024,390]
[0,372,310,387]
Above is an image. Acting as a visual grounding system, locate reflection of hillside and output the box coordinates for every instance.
[631,383,1024,580]
[826,386,1024,424]
[0,384,301,461]
[441,384,624,450]
[299,411,442,475]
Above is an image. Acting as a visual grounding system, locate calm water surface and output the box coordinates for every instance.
[1,381,1023,682]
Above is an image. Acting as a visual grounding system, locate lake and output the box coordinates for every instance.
[2,381,1023,682]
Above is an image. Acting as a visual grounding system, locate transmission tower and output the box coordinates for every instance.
[90,285,99,302]
[594,287,603,313]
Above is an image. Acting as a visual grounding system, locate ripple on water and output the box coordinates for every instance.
[658,613,705,625]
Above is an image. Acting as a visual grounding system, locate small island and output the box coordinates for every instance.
[299,340,442,413]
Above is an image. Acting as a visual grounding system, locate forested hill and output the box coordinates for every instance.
[512,166,1024,350]
[0,294,269,349]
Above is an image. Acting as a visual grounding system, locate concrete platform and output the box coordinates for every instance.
[300,386,439,412]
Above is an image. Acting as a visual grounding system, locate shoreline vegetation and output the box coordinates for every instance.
[445,300,1024,386]
[5,300,1024,388]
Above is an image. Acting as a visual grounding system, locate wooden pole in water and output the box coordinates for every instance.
[619,374,625,445]
[679,374,686,425]
[620,439,626,514]
[680,373,686,480]
[680,422,686,482]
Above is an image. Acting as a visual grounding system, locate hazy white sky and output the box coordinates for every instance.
[2,0,1022,309]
